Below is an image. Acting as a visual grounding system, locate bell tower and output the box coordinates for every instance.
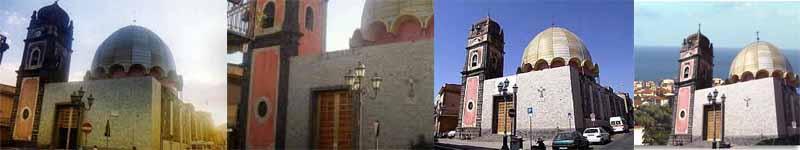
[11,2,74,142]
[458,16,504,137]
[672,25,714,144]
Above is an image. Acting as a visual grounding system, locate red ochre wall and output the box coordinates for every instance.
[247,48,280,148]
[298,0,325,56]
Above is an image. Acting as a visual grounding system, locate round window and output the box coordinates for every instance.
[467,102,474,110]
[679,110,686,118]
[22,108,30,120]
[257,101,268,118]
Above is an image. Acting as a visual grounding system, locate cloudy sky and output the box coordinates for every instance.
[0,0,227,125]
[635,1,800,49]
[326,0,366,51]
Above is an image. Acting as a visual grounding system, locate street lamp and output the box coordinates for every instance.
[67,87,95,149]
[707,89,727,149]
[344,61,382,149]
[497,79,510,150]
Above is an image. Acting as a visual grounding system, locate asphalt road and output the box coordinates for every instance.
[434,132,634,150]
[592,132,634,150]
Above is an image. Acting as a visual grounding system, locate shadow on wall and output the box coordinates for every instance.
[756,135,800,145]
[409,134,432,149]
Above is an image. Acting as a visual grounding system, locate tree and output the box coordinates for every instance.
[635,104,672,145]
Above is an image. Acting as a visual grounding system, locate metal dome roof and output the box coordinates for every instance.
[729,41,794,78]
[360,0,433,33]
[522,27,593,67]
[90,25,176,76]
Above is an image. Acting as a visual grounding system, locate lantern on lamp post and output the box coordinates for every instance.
[344,61,383,149]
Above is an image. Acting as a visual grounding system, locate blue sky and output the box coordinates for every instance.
[0,0,227,125]
[434,0,634,101]
[635,1,800,50]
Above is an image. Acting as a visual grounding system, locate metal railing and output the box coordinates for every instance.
[228,0,253,38]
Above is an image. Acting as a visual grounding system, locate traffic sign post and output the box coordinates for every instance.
[527,107,533,150]
[590,113,596,127]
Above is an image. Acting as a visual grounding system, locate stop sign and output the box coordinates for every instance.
[82,122,92,133]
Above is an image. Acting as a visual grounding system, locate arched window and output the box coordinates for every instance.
[305,7,314,31]
[262,2,276,28]
[471,52,478,67]
[683,66,690,79]
[30,48,40,66]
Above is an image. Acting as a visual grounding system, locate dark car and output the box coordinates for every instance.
[552,131,591,149]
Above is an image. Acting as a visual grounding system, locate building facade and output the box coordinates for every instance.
[670,30,800,145]
[435,84,462,135]
[229,0,434,149]
[456,18,632,139]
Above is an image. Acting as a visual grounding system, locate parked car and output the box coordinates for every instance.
[583,127,611,144]
[446,130,456,138]
[552,131,590,149]
[609,116,627,133]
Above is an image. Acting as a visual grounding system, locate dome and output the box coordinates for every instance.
[88,25,177,81]
[519,27,596,75]
[728,41,797,85]
[36,2,70,28]
[351,0,433,47]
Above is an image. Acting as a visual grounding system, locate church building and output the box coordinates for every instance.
[228,0,434,149]
[8,2,219,149]
[670,28,800,146]
[456,17,633,139]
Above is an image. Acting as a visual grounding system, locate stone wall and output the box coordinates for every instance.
[479,66,579,135]
[691,77,786,145]
[38,77,162,149]
[285,40,433,149]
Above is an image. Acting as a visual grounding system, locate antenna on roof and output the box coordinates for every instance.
[551,15,555,27]
[756,30,760,41]
[132,10,137,25]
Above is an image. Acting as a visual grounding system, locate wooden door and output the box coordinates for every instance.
[317,91,353,150]
[55,106,80,149]
[704,109,721,141]
[496,101,512,134]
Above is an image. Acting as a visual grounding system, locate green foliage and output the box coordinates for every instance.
[635,104,673,145]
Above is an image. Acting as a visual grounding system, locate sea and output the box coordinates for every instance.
[634,46,800,81]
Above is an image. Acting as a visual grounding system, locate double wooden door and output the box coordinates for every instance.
[496,101,512,134]
[316,91,354,150]
[704,108,721,141]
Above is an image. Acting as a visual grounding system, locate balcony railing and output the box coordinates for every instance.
[228,0,253,39]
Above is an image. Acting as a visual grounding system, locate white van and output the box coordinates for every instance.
[609,116,627,133]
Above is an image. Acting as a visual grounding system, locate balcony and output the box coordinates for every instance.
[228,0,253,50]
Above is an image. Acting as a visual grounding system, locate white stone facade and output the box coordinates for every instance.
[690,77,800,145]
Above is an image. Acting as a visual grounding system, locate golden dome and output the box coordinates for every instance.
[519,27,596,75]
[360,0,433,34]
[728,41,797,85]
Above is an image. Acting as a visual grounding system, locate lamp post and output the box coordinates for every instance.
[344,61,382,149]
[66,87,95,149]
[497,79,510,150]
[707,89,726,149]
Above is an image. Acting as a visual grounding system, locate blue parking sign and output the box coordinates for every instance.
[527,107,533,114]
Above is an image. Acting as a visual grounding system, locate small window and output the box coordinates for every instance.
[262,2,276,28]
[305,7,314,31]
[22,108,30,120]
[30,48,41,66]
[471,52,479,67]
[257,100,268,117]
[683,67,690,79]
